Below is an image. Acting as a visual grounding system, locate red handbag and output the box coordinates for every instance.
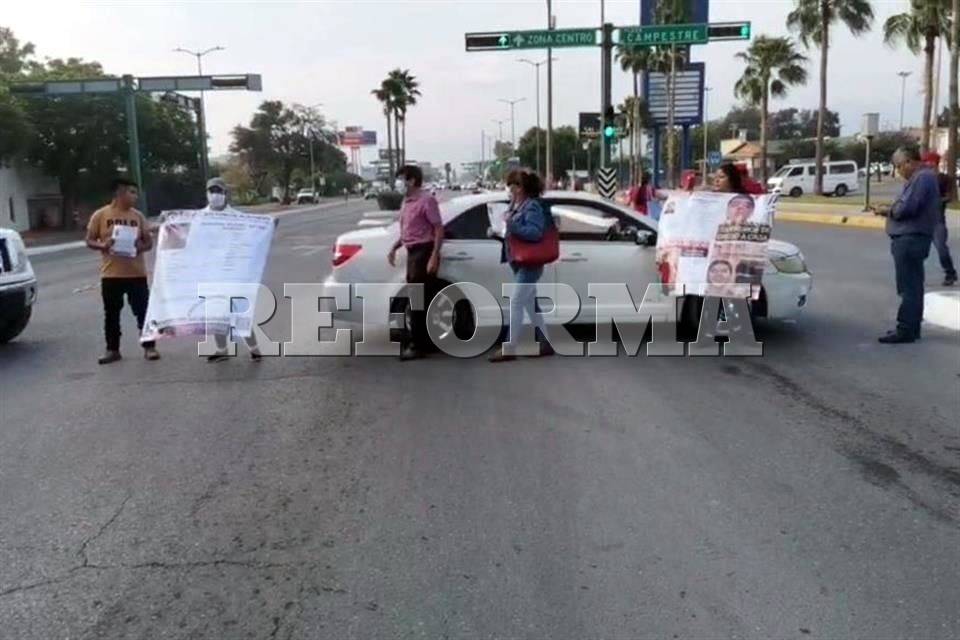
[507,224,560,266]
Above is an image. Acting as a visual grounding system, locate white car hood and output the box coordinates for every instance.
[767,238,800,257]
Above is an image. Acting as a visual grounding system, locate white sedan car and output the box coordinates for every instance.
[323,191,812,336]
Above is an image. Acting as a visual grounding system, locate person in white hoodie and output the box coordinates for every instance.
[202,177,270,362]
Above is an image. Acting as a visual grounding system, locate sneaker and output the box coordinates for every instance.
[207,351,230,363]
[143,346,160,361]
[488,348,517,363]
[878,330,917,344]
[250,350,263,362]
[399,346,423,361]
[944,274,958,286]
[98,350,122,365]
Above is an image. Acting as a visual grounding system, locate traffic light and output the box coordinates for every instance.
[603,106,616,140]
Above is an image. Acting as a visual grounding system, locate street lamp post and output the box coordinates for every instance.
[702,87,711,186]
[498,98,526,148]
[519,57,556,176]
[174,45,225,185]
[897,71,911,130]
[546,0,555,188]
[303,102,324,195]
[491,119,506,142]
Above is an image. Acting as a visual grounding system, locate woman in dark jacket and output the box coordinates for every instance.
[490,169,555,362]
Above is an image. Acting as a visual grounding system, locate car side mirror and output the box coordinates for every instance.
[635,230,657,246]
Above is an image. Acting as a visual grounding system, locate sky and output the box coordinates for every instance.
[4,1,956,169]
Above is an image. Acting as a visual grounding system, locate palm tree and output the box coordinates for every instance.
[393,69,421,166]
[883,0,953,152]
[788,0,874,195]
[617,46,651,185]
[734,36,808,184]
[948,0,958,201]
[371,84,395,178]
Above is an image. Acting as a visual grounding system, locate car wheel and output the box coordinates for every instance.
[789,187,803,198]
[0,306,32,344]
[834,184,848,197]
[428,284,476,342]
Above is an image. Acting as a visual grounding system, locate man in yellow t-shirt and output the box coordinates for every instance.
[85,177,159,364]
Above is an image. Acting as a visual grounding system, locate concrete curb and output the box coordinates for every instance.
[26,240,87,257]
[776,211,886,230]
[924,291,960,331]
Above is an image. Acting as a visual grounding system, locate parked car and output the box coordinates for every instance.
[768,160,859,197]
[296,189,319,204]
[323,192,812,339]
[0,227,38,344]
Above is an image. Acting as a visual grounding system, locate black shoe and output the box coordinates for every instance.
[878,330,917,344]
[250,350,263,362]
[207,351,230,363]
[944,274,957,286]
[98,350,122,365]
[399,346,423,361]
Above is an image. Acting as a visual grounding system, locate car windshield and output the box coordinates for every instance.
[773,166,793,177]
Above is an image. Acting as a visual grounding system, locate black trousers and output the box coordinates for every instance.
[405,242,440,350]
[101,277,155,351]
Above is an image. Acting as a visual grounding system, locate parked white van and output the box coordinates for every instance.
[767,161,860,197]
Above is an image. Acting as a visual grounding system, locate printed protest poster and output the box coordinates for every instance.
[655,191,775,299]
[141,210,274,343]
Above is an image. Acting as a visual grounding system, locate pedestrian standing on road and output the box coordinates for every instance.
[85,177,159,364]
[489,169,556,363]
[870,147,941,344]
[921,152,957,286]
[388,165,444,361]
[200,177,270,363]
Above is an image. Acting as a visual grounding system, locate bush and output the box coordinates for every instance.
[377,191,404,211]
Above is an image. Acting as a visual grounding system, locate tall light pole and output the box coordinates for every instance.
[302,102,324,194]
[897,71,911,130]
[702,87,711,185]
[519,57,556,176]
[546,0,555,187]
[498,97,526,148]
[491,118,506,142]
[173,46,224,185]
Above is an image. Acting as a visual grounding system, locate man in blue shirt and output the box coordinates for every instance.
[871,147,941,343]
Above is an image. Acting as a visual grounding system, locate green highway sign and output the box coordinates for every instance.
[618,23,709,46]
[465,28,596,51]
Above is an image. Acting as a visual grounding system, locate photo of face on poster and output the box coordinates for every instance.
[725,194,756,225]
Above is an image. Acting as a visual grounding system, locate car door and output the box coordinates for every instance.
[545,198,659,324]
[440,201,557,324]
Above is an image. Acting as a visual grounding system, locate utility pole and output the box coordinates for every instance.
[121,75,147,215]
[520,57,556,176]
[897,71,911,130]
[498,98,525,148]
[303,102,323,194]
[174,46,224,185]
[546,0,554,187]
[702,87,711,185]
[480,130,486,184]
[599,0,607,170]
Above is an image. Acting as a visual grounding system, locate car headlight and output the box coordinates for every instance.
[770,253,807,274]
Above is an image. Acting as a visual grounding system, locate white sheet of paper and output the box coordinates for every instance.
[110,225,138,258]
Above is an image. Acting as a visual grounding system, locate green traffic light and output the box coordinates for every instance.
[604,125,616,138]
[740,24,750,38]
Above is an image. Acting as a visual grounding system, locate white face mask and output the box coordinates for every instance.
[207,192,226,209]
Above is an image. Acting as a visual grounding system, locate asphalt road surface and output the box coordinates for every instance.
[2,198,958,639]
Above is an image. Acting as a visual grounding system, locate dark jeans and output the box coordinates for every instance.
[890,234,932,336]
[405,242,440,351]
[932,220,957,278]
[101,277,155,351]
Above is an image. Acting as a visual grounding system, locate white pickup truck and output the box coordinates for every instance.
[0,227,37,343]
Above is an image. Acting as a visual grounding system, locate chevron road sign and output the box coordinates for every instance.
[597,168,618,200]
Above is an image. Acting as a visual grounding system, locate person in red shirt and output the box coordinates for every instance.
[388,165,444,360]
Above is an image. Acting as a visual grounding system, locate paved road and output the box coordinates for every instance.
[2,199,958,639]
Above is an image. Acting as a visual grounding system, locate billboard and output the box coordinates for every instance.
[641,0,709,25]
[338,127,377,148]
[643,62,705,126]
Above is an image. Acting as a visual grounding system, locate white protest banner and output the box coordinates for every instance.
[141,209,274,342]
[655,191,776,299]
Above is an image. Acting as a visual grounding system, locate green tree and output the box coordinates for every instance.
[387,69,420,166]
[371,84,395,179]
[788,0,874,194]
[883,0,953,151]
[230,100,346,199]
[735,36,808,183]
[0,27,36,161]
[517,126,588,180]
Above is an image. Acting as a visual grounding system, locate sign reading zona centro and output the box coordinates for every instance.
[465,28,596,51]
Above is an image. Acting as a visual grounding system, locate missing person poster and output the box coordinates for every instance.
[655,191,776,299]
[141,210,274,343]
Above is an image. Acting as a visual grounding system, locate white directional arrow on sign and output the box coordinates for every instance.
[514,34,525,47]
[498,35,509,47]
